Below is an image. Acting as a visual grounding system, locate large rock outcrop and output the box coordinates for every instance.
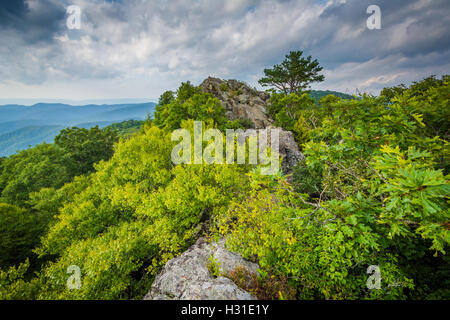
[143,238,259,300]
[200,77,304,174]
[200,77,272,129]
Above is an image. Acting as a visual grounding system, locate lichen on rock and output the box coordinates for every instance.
[143,238,259,300]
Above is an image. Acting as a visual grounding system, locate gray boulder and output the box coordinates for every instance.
[258,125,305,174]
[200,77,304,174]
[200,77,273,129]
[143,238,259,300]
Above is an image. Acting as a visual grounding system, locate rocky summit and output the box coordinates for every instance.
[200,77,272,129]
[200,77,304,174]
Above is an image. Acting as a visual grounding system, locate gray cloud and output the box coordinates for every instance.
[0,0,66,43]
[315,0,450,61]
[0,0,28,27]
[0,0,449,100]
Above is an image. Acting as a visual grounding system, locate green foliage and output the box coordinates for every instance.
[267,92,315,132]
[20,124,251,299]
[154,83,226,131]
[0,259,41,300]
[0,125,118,206]
[176,81,202,103]
[207,254,222,278]
[219,82,229,91]
[218,171,416,299]
[0,143,74,205]
[0,203,52,269]
[380,75,447,103]
[55,126,118,176]
[0,126,119,279]
[158,90,176,106]
[216,76,449,300]
[0,75,447,301]
[226,118,256,130]
[373,146,449,254]
[380,75,449,142]
[106,120,144,137]
[28,175,92,220]
[291,159,323,197]
[153,81,248,131]
[266,91,355,146]
[379,84,407,103]
[259,51,325,94]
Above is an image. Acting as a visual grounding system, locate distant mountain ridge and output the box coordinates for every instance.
[309,90,355,101]
[0,98,158,106]
[0,102,156,157]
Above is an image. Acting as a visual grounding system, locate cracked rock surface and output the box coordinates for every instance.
[143,238,259,300]
[200,77,272,129]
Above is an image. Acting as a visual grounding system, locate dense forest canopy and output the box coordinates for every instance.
[0,103,156,157]
[0,74,448,300]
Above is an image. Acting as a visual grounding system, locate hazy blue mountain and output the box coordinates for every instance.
[0,102,156,124]
[0,98,158,106]
[74,121,120,129]
[0,126,65,157]
[0,102,156,156]
[0,120,51,135]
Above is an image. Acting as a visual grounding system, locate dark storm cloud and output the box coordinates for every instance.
[0,0,28,26]
[0,0,66,43]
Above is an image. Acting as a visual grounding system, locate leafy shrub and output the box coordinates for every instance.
[54,126,118,176]
[154,91,228,131]
[228,266,296,300]
[217,76,449,300]
[0,203,52,269]
[0,144,74,205]
[267,92,315,132]
[207,254,222,278]
[0,259,42,300]
[29,124,250,299]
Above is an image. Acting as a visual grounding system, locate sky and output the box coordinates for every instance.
[0,0,449,104]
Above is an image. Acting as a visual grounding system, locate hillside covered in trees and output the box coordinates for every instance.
[0,71,448,300]
[0,103,156,156]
